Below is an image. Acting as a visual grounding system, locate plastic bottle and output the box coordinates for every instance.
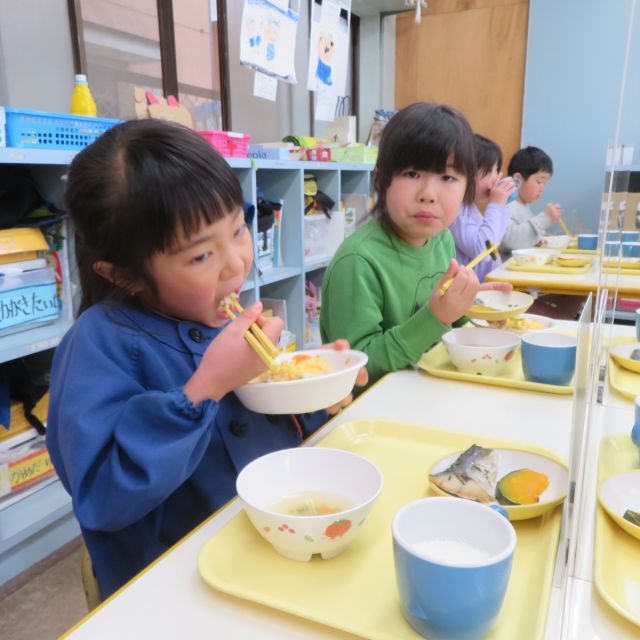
[70,74,97,117]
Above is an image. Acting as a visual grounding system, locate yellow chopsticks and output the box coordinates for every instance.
[223,294,280,369]
[557,217,574,238]
[439,242,500,296]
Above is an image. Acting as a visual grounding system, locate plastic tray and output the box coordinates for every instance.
[198,130,251,157]
[418,341,573,395]
[5,108,119,149]
[198,419,564,640]
[594,433,640,627]
[607,336,640,401]
[602,258,640,270]
[562,247,598,255]
[505,258,591,275]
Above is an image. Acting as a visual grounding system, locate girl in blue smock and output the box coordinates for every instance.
[46,119,366,599]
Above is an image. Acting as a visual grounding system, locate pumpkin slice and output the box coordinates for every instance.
[495,468,550,506]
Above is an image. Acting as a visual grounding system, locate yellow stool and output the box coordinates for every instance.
[80,542,102,611]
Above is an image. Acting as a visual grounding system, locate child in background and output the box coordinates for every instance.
[320,103,511,385]
[500,146,562,252]
[46,120,365,599]
[449,134,517,281]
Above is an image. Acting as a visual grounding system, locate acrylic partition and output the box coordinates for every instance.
[558,1,640,635]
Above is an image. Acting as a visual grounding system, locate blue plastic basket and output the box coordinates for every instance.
[4,108,121,150]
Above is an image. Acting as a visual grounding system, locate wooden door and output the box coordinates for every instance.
[395,0,529,171]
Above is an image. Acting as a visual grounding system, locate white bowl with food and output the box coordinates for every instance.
[539,235,571,249]
[511,249,555,267]
[236,447,384,560]
[442,327,520,376]
[234,348,368,414]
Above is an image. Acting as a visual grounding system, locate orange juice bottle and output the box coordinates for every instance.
[70,74,97,117]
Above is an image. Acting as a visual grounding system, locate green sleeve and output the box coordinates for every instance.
[320,254,450,381]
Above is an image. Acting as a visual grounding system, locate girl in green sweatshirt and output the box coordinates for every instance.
[320,102,511,384]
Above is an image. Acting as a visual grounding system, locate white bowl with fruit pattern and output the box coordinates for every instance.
[442,327,520,376]
[236,447,383,561]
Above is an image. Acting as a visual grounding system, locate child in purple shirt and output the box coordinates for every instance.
[449,134,517,281]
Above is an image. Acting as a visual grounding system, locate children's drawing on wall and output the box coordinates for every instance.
[240,0,299,83]
[315,31,335,86]
[264,18,280,62]
[306,0,351,95]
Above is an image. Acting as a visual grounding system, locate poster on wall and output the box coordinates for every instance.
[306,0,351,96]
[240,0,299,83]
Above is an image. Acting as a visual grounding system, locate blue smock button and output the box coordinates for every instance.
[229,420,246,437]
[188,328,204,343]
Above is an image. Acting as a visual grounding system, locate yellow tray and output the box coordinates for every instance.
[602,259,640,270]
[505,258,591,275]
[561,247,597,255]
[602,267,640,276]
[607,336,640,400]
[595,434,640,627]
[198,420,563,640]
[418,342,573,395]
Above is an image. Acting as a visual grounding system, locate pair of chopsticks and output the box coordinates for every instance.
[548,203,575,239]
[557,217,575,238]
[439,242,500,296]
[223,294,280,369]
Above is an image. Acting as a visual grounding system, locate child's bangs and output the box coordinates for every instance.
[168,174,242,245]
[393,117,474,178]
[124,154,243,255]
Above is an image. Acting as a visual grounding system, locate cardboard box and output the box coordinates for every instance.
[0,435,55,499]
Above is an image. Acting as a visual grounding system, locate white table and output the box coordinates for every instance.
[486,254,640,299]
[60,327,638,640]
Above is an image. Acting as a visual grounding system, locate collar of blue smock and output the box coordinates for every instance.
[100,301,226,356]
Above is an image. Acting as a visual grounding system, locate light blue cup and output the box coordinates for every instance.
[497,176,521,204]
[521,332,577,386]
[633,396,640,462]
[604,240,620,256]
[577,234,598,250]
[622,241,640,257]
[622,231,639,242]
[392,497,516,640]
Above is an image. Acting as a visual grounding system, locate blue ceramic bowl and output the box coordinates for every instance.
[521,332,577,386]
[622,231,639,243]
[392,497,516,640]
[577,234,598,250]
[606,231,621,242]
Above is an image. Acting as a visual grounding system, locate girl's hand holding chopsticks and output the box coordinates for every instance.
[183,301,283,405]
[429,259,481,325]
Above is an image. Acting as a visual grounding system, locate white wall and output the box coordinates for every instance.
[0,0,75,110]
[523,0,640,233]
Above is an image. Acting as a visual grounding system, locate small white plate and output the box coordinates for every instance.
[609,343,640,374]
[598,471,640,541]
[429,448,568,520]
[467,291,534,322]
[471,313,555,334]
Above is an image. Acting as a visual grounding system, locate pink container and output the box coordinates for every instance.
[197,130,251,158]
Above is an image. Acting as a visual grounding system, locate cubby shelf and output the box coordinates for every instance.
[0,148,373,585]
[233,159,373,347]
